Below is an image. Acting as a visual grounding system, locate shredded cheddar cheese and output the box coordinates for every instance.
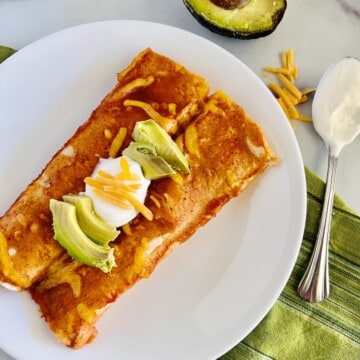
[276,73,302,100]
[184,123,200,156]
[85,157,153,221]
[149,194,161,208]
[264,66,291,76]
[123,99,177,134]
[109,127,127,158]
[277,98,290,118]
[268,83,299,119]
[122,223,132,236]
[175,133,185,152]
[104,128,112,140]
[302,87,317,96]
[264,48,316,122]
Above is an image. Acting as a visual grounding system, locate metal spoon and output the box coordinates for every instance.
[297,57,360,303]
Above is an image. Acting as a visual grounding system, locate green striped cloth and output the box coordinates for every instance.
[222,168,360,360]
[1,46,359,360]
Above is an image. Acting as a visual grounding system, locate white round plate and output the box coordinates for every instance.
[0,20,306,360]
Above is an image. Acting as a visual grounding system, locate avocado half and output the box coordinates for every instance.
[183,0,287,39]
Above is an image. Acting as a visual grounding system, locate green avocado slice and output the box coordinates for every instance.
[123,142,176,180]
[183,0,287,39]
[63,194,119,246]
[132,120,190,173]
[50,199,116,273]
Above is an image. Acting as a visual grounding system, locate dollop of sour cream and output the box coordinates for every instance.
[85,156,150,228]
[312,57,360,157]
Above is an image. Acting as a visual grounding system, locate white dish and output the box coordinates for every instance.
[0,20,306,360]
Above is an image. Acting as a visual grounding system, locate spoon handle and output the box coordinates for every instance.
[298,152,338,302]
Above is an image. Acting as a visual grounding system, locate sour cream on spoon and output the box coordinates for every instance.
[312,57,360,157]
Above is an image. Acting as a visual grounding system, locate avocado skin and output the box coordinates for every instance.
[183,0,287,39]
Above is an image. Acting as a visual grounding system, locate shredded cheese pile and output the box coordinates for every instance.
[84,157,153,221]
[264,48,316,122]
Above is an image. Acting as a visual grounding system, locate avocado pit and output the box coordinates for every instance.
[210,0,250,10]
[183,0,287,39]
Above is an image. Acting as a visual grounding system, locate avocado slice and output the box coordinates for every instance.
[183,0,287,39]
[50,199,116,273]
[63,194,119,246]
[123,142,176,180]
[132,120,190,173]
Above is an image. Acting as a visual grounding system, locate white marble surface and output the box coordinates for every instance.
[0,1,359,359]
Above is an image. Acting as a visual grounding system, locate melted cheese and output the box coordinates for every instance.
[145,234,170,256]
[123,99,177,134]
[0,231,29,289]
[184,123,200,156]
[110,76,155,102]
[61,145,75,157]
[246,137,265,158]
[38,261,83,297]
[76,303,97,324]
[132,237,150,278]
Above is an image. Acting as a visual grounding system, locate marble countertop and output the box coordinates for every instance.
[0,1,359,359]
